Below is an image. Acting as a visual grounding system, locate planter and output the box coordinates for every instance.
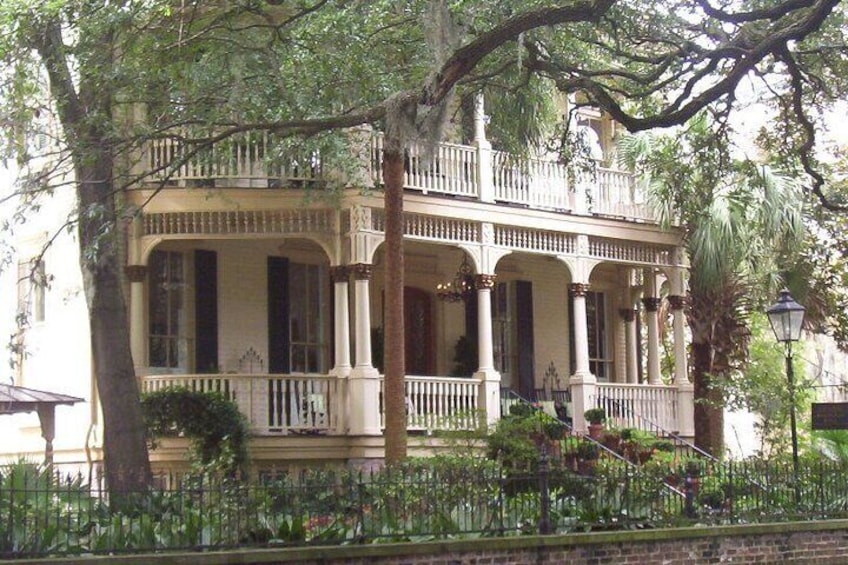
[588,423,605,440]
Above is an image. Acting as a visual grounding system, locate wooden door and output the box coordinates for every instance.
[404,287,434,375]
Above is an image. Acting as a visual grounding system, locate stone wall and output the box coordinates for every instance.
[10,520,848,565]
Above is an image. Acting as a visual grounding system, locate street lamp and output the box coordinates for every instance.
[766,289,805,503]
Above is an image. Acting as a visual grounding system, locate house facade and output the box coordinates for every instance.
[2,102,694,474]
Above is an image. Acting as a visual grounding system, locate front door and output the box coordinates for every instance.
[404,287,434,375]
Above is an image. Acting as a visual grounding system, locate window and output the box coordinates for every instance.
[288,262,328,373]
[148,250,187,369]
[586,291,611,379]
[569,290,612,380]
[16,258,46,324]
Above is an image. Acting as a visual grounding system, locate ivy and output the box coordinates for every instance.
[141,389,249,475]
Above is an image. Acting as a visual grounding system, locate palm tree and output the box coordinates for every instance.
[619,113,804,456]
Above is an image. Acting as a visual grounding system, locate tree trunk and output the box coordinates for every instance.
[382,144,407,464]
[78,160,153,497]
[34,19,152,498]
[691,341,724,457]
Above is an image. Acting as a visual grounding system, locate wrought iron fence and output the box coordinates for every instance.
[2,458,848,558]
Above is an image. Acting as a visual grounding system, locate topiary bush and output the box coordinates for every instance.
[141,388,249,475]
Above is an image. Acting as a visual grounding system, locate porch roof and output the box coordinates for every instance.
[0,383,83,414]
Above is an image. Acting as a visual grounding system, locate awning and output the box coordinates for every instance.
[0,383,84,464]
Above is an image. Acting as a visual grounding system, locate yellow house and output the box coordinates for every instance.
[3,102,693,475]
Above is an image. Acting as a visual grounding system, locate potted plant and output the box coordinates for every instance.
[601,429,622,453]
[576,440,600,474]
[584,408,606,439]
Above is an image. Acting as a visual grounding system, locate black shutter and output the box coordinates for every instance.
[516,280,535,399]
[194,249,218,373]
[267,257,290,373]
[465,288,478,369]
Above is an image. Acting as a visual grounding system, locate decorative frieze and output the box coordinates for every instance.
[143,209,335,236]
[588,237,672,266]
[494,226,576,254]
[369,211,479,243]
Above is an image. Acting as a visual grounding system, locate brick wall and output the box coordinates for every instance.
[20,521,848,565]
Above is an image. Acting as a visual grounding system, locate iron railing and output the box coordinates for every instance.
[3,458,848,559]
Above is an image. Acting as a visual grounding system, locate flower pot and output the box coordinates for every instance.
[588,423,605,440]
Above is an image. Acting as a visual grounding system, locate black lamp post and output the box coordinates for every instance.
[766,289,805,504]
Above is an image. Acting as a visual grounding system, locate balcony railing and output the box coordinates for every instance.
[145,131,655,222]
[141,373,481,436]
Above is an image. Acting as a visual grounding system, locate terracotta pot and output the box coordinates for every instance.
[588,423,605,440]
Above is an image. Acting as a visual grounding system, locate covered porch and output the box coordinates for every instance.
[129,208,693,445]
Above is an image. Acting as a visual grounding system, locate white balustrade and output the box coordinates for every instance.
[141,373,344,435]
[379,375,481,431]
[369,135,479,198]
[594,383,679,433]
[591,167,652,220]
[146,132,657,223]
[147,133,321,186]
[492,151,573,211]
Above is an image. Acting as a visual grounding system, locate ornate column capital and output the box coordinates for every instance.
[125,265,147,283]
[330,265,350,283]
[569,282,589,298]
[350,263,373,281]
[667,294,686,311]
[619,308,636,323]
[475,273,497,290]
[642,297,662,312]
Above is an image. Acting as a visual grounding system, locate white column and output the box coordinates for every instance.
[643,296,662,385]
[474,94,495,204]
[669,295,688,385]
[126,265,147,372]
[621,307,639,384]
[643,270,662,385]
[353,266,372,368]
[348,263,381,435]
[473,274,501,426]
[669,294,694,436]
[330,266,352,377]
[569,282,596,433]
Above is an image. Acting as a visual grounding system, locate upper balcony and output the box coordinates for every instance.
[142,131,656,223]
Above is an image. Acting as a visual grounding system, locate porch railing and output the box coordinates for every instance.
[145,132,654,222]
[141,373,343,435]
[380,375,481,432]
[141,373,481,436]
[594,383,679,433]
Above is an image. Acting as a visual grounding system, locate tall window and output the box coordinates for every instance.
[570,290,612,380]
[289,262,327,373]
[149,250,186,369]
[17,258,46,324]
[492,282,516,383]
[586,291,611,379]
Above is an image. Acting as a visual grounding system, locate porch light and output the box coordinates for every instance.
[766,288,806,505]
[436,255,475,303]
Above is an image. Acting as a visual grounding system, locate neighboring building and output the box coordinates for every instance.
[0,100,694,475]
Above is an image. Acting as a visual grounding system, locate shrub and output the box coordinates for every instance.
[142,388,249,475]
[584,408,606,425]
